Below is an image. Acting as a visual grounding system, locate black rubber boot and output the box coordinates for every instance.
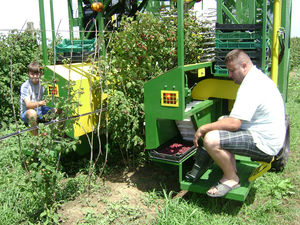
[185,147,213,182]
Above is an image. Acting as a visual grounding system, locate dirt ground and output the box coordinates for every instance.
[58,163,181,224]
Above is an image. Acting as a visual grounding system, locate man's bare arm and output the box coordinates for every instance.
[193,117,242,147]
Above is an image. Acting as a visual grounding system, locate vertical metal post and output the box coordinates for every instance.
[77,0,84,39]
[249,0,255,24]
[50,0,56,55]
[261,0,267,72]
[278,0,292,101]
[177,0,184,67]
[236,0,242,23]
[38,0,49,65]
[98,1,106,56]
[271,0,282,85]
[179,162,183,183]
[216,0,223,24]
[68,0,74,40]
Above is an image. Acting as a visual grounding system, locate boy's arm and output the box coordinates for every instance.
[24,97,46,109]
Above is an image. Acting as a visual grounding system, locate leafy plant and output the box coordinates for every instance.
[271,178,295,199]
[93,9,215,168]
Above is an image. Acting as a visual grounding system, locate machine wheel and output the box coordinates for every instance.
[270,115,290,172]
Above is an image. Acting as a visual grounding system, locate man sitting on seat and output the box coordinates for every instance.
[20,62,54,136]
[192,49,286,197]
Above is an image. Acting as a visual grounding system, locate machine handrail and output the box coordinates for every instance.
[182,62,213,72]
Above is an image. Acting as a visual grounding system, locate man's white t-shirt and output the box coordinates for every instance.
[230,66,286,156]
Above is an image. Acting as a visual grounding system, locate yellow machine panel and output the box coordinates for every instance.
[192,78,240,100]
[46,63,106,138]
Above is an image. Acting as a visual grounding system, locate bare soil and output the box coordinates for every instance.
[58,163,180,224]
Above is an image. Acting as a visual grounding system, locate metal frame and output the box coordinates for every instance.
[215,0,292,101]
[38,0,106,65]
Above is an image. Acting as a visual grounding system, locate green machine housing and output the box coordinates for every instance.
[144,0,292,201]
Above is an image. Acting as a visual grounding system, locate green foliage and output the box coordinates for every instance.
[95,10,214,167]
[0,124,89,224]
[0,58,88,224]
[254,174,295,200]
[0,31,41,127]
[96,197,144,224]
[290,37,300,71]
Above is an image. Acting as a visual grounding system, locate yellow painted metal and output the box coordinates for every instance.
[271,0,282,86]
[248,157,274,182]
[192,79,239,100]
[198,68,205,78]
[46,63,107,137]
[161,90,179,107]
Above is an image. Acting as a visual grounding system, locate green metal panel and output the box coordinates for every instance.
[180,159,258,201]
[144,61,215,150]
[144,67,185,149]
[190,100,222,128]
[144,67,185,121]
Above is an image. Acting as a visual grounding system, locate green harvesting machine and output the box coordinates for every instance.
[144,0,292,201]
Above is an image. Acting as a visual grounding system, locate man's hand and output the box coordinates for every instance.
[193,127,205,148]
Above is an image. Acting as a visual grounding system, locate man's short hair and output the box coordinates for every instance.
[225,49,251,64]
[28,62,41,74]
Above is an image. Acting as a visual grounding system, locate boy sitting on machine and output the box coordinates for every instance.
[20,62,57,136]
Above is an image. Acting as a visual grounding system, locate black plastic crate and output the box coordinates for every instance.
[149,139,195,163]
[216,23,262,32]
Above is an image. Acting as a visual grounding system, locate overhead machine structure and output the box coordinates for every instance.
[144,0,292,201]
[38,0,173,139]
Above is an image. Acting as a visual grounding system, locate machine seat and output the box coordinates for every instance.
[250,155,274,163]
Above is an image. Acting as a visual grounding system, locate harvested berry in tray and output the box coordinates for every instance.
[157,141,193,155]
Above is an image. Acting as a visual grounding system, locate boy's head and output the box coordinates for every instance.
[28,62,42,85]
